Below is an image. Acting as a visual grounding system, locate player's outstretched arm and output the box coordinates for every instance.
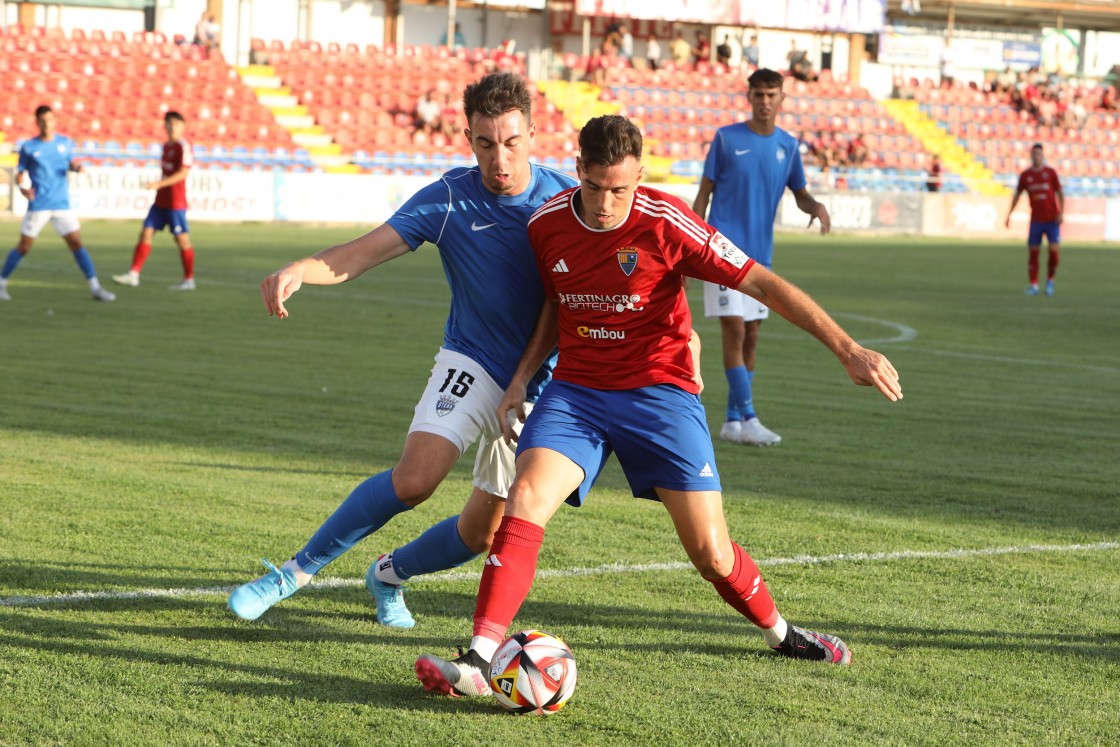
[793,187,830,235]
[498,299,560,443]
[691,177,715,220]
[737,264,902,401]
[261,223,411,318]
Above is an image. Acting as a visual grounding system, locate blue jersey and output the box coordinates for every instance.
[18,135,76,211]
[387,164,577,399]
[701,123,806,268]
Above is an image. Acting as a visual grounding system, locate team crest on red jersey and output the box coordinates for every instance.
[617,248,639,276]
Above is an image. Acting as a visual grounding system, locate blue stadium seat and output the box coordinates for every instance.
[250,145,269,163]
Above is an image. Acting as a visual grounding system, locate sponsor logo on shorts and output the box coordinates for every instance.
[436,394,458,417]
[577,326,626,340]
[558,292,644,313]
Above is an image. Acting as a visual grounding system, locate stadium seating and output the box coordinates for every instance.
[248,38,577,175]
[597,64,936,192]
[0,25,303,171]
[905,78,1120,197]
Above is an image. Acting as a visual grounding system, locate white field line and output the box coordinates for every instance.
[1,541,1115,608]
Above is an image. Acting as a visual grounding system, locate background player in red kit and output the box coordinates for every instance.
[415,115,903,699]
[113,111,197,291]
[1005,143,1063,296]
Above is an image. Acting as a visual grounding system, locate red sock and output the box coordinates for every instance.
[1047,245,1059,280]
[1027,247,1040,285]
[179,246,195,280]
[472,516,545,644]
[708,542,780,629]
[130,242,151,273]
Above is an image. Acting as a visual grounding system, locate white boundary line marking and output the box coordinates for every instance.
[1,541,1115,608]
[829,312,918,345]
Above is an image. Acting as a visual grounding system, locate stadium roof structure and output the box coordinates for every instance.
[887,0,1120,32]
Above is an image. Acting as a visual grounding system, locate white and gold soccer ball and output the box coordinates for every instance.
[489,629,577,715]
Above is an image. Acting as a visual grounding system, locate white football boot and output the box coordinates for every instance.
[739,417,781,446]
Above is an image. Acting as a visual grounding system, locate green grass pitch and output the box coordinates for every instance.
[0,220,1117,745]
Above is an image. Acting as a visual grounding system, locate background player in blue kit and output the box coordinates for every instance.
[228,73,577,628]
[0,105,115,302]
[692,69,829,446]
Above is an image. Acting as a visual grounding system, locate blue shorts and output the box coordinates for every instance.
[143,206,190,235]
[516,380,721,506]
[1028,221,1060,247]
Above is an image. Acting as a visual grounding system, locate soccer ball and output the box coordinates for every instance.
[489,629,577,715]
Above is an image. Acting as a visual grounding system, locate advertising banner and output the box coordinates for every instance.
[1105,199,1120,243]
[779,192,923,232]
[575,0,885,34]
[273,173,430,224]
[11,168,275,222]
[935,194,1105,241]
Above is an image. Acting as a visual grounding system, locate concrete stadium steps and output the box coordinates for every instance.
[884,99,1008,196]
[238,64,351,170]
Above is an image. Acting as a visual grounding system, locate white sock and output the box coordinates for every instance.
[281,558,314,588]
[88,277,101,291]
[373,553,406,586]
[470,636,500,663]
[761,614,789,648]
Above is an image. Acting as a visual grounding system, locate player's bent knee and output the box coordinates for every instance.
[389,470,442,506]
[689,549,735,580]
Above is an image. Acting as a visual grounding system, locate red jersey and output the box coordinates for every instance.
[1016,166,1062,223]
[528,186,755,393]
[155,139,193,210]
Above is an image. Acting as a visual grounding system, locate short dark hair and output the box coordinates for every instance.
[34,105,52,119]
[1031,142,1044,151]
[462,72,533,125]
[578,115,643,168]
[748,68,784,90]
[165,111,186,124]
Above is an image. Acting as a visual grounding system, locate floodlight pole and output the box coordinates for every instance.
[448,0,457,50]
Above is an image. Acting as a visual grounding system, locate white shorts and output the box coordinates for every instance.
[21,210,81,239]
[409,348,530,499]
[703,281,770,322]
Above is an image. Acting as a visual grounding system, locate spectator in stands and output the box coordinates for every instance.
[440,22,467,50]
[193,12,220,50]
[692,30,711,66]
[847,134,869,166]
[415,90,442,136]
[646,34,662,71]
[670,30,692,67]
[926,154,943,192]
[743,34,760,68]
[618,25,634,64]
[787,40,814,82]
[439,92,461,140]
[938,38,956,88]
[996,66,1017,94]
[1102,85,1118,112]
[587,38,617,87]
[716,35,733,67]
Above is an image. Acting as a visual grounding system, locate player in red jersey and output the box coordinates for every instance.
[113,111,197,291]
[416,115,903,698]
[1005,143,1063,296]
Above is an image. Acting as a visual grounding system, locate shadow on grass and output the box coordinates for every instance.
[0,559,248,594]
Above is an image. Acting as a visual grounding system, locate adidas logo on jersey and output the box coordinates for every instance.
[699,463,714,478]
[552,259,570,273]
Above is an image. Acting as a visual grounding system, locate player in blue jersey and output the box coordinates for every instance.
[228,73,578,628]
[0,106,115,302]
[692,69,829,446]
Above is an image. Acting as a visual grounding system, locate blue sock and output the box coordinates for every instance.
[725,366,749,421]
[2,249,23,279]
[742,370,756,420]
[71,247,96,279]
[390,514,478,581]
[295,470,411,574]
